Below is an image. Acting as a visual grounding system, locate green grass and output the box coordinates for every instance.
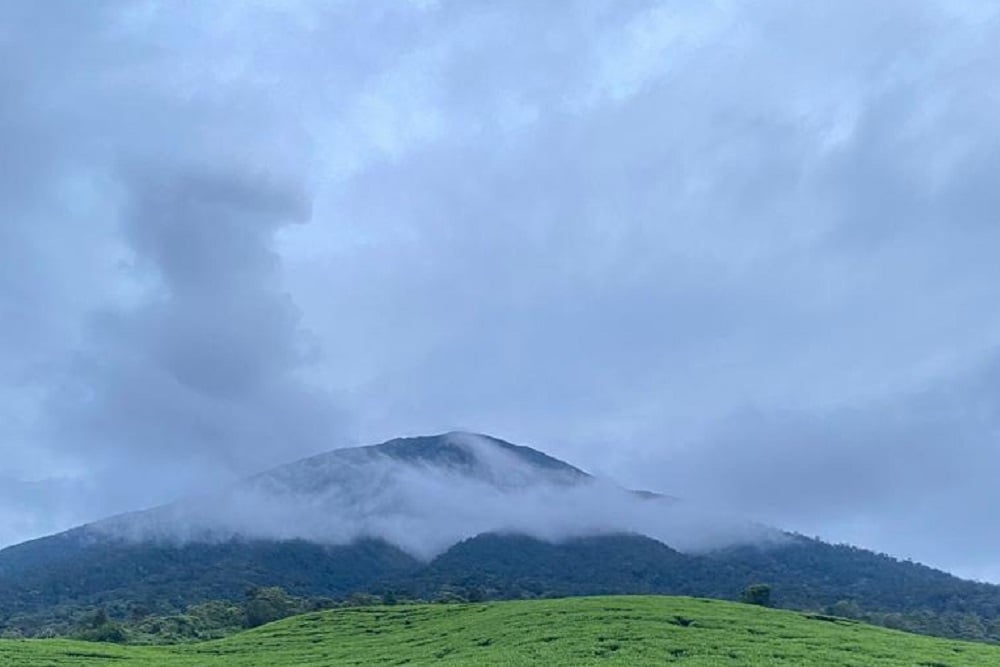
[2,596,998,666]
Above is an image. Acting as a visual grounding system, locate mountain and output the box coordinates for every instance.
[3,432,1000,643]
[77,432,716,557]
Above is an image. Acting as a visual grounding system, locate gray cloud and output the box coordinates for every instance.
[0,1,364,537]
[41,167,339,474]
[652,353,1000,580]
[91,433,773,560]
[3,0,1000,580]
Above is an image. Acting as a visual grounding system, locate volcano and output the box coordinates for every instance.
[2,432,998,641]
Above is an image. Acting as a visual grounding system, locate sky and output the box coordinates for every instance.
[3,0,1000,581]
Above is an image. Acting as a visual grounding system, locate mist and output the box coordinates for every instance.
[89,433,778,561]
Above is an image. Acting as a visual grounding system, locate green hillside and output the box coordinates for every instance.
[2,596,999,666]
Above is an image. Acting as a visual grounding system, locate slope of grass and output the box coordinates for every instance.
[2,595,999,666]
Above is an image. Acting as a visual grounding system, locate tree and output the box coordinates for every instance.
[77,608,128,643]
[243,587,297,628]
[90,608,109,628]
[740,584,771,607]
[827,599,861,619]
[81,622,128,643]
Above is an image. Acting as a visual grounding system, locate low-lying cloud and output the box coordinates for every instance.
[91,434,777,560]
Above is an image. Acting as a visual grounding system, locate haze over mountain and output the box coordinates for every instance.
[6,433,1000,645]
[87,432,770,560]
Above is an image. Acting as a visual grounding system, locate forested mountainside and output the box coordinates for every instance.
[3,434,1000,644]
[4,531,1000,643]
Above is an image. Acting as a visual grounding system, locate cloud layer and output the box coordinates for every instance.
[91,433,771,560]
[3,0,1000,580]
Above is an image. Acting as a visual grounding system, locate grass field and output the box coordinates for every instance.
[2,595,998,666]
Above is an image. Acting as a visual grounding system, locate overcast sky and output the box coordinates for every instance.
[3,0,1000,581]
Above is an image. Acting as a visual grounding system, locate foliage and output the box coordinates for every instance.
[4,596,1000,666]
[75,621,128,644]
[243,586,304,628]
[73,609,129,644]
[740,584,772,607]
[7,531,1000,645]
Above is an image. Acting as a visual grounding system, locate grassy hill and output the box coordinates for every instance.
[2,596,999,666]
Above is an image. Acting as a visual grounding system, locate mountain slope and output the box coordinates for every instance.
[0,432,629,620]
[81,432,637,558]
[0,535,419,619]
[3,432,1000,644]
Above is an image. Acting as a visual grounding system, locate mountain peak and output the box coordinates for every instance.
[78,432,642,558]
[8,431,774,572]
[363,432,590,479]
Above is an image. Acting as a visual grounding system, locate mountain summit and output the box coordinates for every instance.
[250,431,590,495]
[348,432,588,476]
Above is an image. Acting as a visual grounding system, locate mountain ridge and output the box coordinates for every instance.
[3,432,1000,644]
[73,431,696,557]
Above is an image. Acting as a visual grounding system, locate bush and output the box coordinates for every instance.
[78,622,128,643]
[244,587,299,628]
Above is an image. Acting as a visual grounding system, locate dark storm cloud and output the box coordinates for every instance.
[3,0,1000,580]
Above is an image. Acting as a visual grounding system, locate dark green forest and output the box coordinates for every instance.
[4,531,1000,644]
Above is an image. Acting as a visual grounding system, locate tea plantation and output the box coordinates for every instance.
[2,595,997,666]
